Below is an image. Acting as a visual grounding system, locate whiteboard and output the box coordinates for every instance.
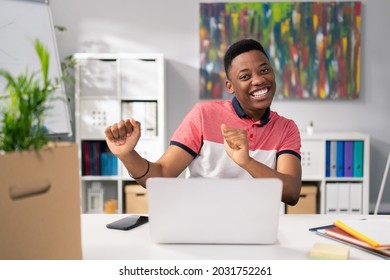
[0,0,72,136]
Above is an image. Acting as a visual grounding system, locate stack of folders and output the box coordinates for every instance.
[326,140,364,178]
[309,218,390,259]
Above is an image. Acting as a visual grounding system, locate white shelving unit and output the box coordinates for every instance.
[74,53,165,214]
[301,132,370,214]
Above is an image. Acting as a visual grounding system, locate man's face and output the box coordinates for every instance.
[225,50,276,120]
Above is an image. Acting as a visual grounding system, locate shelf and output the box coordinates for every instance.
[300,132,370,214]
[81,176,120,181]
[324,177,364,182]
[301,177,323,181]
[75,53,166,214]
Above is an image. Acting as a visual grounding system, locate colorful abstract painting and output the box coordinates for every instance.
[199,2,362,100]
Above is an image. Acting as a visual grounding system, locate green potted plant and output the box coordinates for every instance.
[0,39,82,260]
[0,39,54,151]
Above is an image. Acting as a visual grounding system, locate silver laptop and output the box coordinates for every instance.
[146,177,282,244]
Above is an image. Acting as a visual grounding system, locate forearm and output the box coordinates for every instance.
[117,145,193,186]
[241,158,302,205]
[118,150,163,187]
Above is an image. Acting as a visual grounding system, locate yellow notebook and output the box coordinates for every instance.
[334,218,390,248]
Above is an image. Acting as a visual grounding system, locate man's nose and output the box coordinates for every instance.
[252,74,266,86]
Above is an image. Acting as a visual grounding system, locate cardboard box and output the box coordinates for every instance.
[0,142,82,259]
[287,185,318,214]
[125,184,148,214]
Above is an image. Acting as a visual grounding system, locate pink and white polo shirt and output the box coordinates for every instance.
[170,97,301,178]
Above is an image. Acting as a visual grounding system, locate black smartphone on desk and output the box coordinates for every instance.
[106,215,148,230]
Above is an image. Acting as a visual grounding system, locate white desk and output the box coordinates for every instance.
[81,214,388,260]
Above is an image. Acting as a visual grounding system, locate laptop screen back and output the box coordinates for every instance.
[146,177,283,244]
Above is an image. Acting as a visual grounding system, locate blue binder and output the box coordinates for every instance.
[344,141,354,177]
[336,141,344,177]
[353,141,364,177]
[326,141,331,177]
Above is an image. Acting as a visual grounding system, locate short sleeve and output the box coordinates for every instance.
[170,103,204,158]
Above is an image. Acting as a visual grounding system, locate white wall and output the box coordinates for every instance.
[50,0,390,213]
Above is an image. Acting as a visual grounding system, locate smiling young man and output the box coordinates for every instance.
[104,38,302,205]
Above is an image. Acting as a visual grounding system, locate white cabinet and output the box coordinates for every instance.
[74,53,165,214]
[301,132,370,214]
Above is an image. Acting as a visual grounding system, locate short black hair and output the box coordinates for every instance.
[223,38,269,79]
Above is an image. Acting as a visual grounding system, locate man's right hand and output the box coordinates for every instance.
[104,118,141,159]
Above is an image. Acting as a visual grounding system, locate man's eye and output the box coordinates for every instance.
[239,75,250,80]
[260,68,271,74]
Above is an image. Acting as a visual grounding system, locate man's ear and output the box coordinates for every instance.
[225,79,235,94]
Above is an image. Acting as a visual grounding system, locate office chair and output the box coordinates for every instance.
[374,151,390,215]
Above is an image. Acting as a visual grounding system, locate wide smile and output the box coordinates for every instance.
[250,88,269,99]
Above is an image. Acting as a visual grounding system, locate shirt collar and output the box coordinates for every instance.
[232,96,271,126]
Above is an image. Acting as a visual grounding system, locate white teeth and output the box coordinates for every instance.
[252,88,268,97]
